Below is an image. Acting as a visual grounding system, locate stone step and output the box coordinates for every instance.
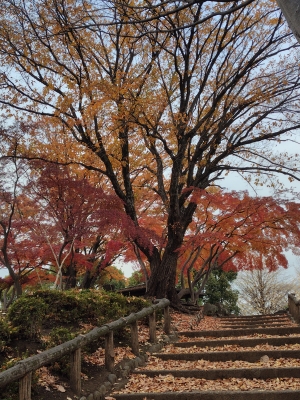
[219,316,291,323]
[220,319,290,323]
[219,320,291,326]
[219,323,291,329]
[108,312,300,400]
[154,349,300,362]
[219,313,288,320]
[175,336,300,348]
[132,366,300,379]
[180,326,300,338]
[112,390,300,399]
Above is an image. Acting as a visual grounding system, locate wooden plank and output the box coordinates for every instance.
[149,312,156,343]
[19,372,31,400]
[70,348,81,395]
[130,321,140,356]
[105,331,115,372]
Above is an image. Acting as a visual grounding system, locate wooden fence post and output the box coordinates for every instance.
[70,348,81,395]
[288,293,300,323]
[19,372,32,400]
[105,331,115,372]
[130,321,140,356]
[164,305,171,335]
[149,311,156,343]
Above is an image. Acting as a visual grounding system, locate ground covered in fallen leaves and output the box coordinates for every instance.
[138,356,300,371]
[111,313,300,396]
[30,310,214,399]
[113,375,300,393]
[9,310,300,399]
[161,342,300,353]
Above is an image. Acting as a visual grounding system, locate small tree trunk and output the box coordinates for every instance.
[14,276,22,297]
[64,263,77,289]
[80,270,93,289]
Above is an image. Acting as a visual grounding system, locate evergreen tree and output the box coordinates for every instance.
[204,269,239,314]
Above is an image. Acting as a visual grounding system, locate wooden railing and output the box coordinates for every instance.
[0,298,171,400]
[288,293,300,323]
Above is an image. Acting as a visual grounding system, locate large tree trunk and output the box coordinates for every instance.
[146,246,180,305]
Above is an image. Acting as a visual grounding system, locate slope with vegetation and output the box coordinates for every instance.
[0,289,150,400]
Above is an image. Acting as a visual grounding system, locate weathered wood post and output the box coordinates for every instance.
[163,305,171,335]
[105,331,115,372]
[19,372,32,400]
[288,293,300,323]
[70,348,81,395]
[149,311,156,343]
[130,321,140,356]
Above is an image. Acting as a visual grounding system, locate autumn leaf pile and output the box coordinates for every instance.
[171,312,222,332]
[37,366,67,393]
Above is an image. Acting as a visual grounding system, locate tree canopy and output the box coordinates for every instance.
[0,0,300,305]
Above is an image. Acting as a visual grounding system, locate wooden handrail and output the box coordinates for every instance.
[0,298,171,400]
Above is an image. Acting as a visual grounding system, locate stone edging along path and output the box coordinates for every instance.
[78,332,179,400]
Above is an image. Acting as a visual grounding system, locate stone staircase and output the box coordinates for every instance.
[110,312,300,399]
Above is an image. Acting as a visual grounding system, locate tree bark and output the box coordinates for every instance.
[146,247,180,305]
[80,270,93,289]
[12,275,22,298]
[64,264,77,289]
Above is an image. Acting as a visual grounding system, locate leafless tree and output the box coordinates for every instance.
[236,268,297,315]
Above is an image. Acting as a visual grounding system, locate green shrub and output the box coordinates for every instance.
[30,289,81,324]
[124,296,150,314]
[43,326,77,377]
[0,319,11,348]
[7,289,152,338]
[47,327,76,347]
[7,297,48,340]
